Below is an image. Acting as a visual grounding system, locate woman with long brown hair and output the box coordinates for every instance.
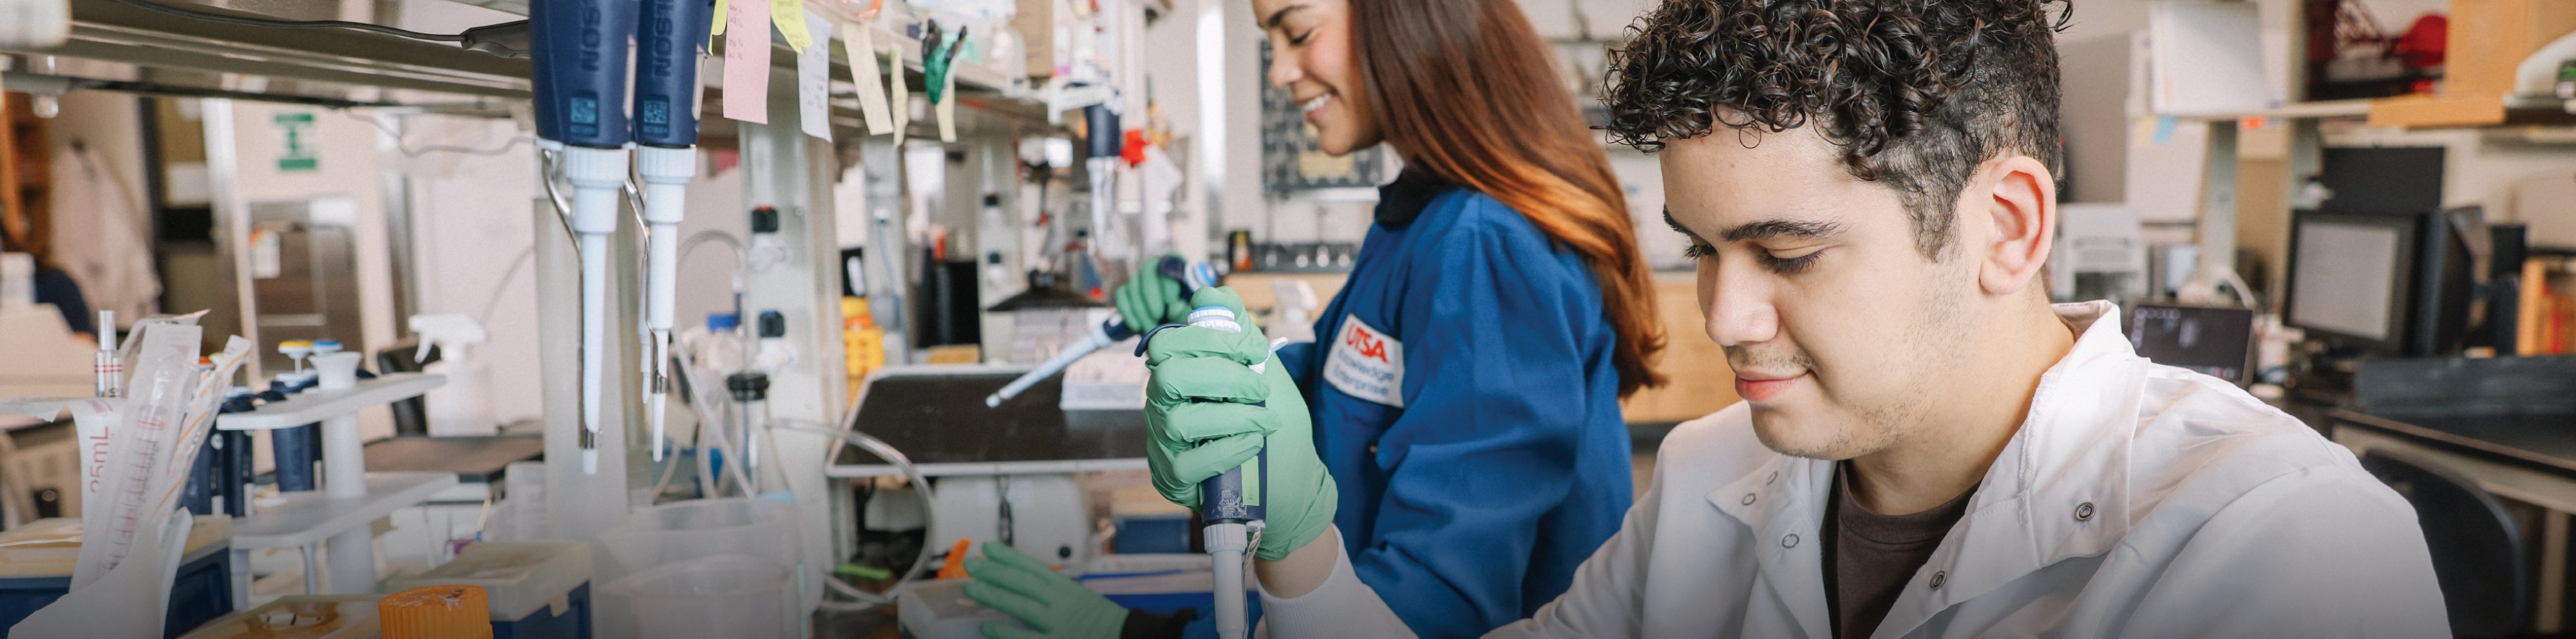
[960,0,1661,636]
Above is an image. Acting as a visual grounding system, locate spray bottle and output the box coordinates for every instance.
[633,0,712,464]
[411,314,496,437]
[532,0,639,473]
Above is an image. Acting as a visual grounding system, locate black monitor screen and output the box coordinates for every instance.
[2286,210,2420,353]
[2130,303,2257,385]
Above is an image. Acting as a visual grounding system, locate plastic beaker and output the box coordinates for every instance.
[601,554,792,639]
[593,498,799,576]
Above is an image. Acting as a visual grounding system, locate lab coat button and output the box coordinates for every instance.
[1929,571,1947,589]
[1367,443,1378,455]
[1781,534,1799,548]
[1741,493,1756,506]
[2074,502,2095,522]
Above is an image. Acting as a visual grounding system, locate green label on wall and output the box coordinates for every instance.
[274,112,317,172]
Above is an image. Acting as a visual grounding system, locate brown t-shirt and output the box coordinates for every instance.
[1822,464,1978,639]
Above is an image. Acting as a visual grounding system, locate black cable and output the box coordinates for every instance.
[106,0,468,42]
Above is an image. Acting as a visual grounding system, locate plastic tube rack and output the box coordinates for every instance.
[214,372,455,603]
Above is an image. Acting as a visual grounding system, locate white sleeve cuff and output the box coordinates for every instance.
[1255,527,1417,639]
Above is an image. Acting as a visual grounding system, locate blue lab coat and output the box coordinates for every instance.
[1271,171,1634,638]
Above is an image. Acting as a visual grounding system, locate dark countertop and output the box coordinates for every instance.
[362,435,545,483]
[833,370,1146,467]
[2333,408,2576,479]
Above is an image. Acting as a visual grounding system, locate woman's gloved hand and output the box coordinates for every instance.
[961,542,1126,639]
[1112,253,1191,330]
[1142,287,1338,561]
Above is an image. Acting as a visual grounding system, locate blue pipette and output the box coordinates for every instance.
[531,0,638,473]
[634,0,712,464]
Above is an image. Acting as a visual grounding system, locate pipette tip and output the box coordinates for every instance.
[985,394,1001,408]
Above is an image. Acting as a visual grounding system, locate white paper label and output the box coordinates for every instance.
[797,12,833,141]
[841,23,893,135]
[1323,314,1405,408]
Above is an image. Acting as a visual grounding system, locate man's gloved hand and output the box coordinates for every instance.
[1142,287,1338,561]
[1112,253,1191,330]
[962,542,1126,639]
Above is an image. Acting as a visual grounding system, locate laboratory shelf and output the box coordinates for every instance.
[216,373,444,432]
[231,472,459,549]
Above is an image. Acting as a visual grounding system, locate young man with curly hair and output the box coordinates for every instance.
[1129,0,2454,636]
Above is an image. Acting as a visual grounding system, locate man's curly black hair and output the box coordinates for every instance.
[1603,0,2072,258]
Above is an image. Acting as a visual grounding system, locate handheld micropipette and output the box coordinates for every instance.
[1159,304,1265,639]
[983,255,1217,408]
[633,0,712,465]
[531,0,639,473]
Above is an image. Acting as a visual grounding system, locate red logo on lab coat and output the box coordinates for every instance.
[1345,323,1391,363]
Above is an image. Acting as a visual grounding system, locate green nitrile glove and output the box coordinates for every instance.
[1142,287,1338,561]
[961,542,1126,639]
[1112,253,1191,331]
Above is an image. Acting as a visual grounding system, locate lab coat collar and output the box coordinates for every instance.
[1705,300,2145,639]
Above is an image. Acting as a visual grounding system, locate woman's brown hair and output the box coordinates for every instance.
[1349,0,1666,396]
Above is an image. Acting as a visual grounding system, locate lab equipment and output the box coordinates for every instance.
[0,514,234,638]
[602,554,791,639]
[594,500,802,639]
[531,0,638,475]
[279,339,314,373]
[2284,207,2476,356]
[381,542,593,639]
[75,321,202,589]
[269,374,321,493]
[96,309,120,397]
[1173,304,1261,639]
[2128,303,2258,385]
[176,595,382,639]
[726,373,770,475]
[985,256,1216,408]
[634,0,712,466]
[13,511,196,637]
[916,552,1265,639]
[410,314,497,437]
[378,584,491,639]
[2047,204,2147,306]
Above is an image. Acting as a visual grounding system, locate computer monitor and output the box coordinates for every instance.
[2130,303,2257,385]
[2282,208,2475,357]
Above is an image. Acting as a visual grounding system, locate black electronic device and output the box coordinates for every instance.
[2283,208,2475,357]
[2129,303,2258,385]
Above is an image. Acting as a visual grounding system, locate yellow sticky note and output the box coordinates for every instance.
[712,0,727,36]
[772,0,811,53]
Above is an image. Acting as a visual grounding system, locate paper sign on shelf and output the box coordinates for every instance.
[722,0,772,124]
[937,71,957,142]
[772,0,811,53]
[889,41,909,146]
[798,12,833,140]
[841,22,893,135]
[712,0,727,36]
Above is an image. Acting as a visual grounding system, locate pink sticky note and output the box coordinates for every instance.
[721,0,771,124]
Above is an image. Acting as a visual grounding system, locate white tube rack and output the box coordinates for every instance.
[213,372,456,603]
[214,373,444,432]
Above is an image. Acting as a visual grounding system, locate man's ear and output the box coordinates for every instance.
[1974,155,2056,296]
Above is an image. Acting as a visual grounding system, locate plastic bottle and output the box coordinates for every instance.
[697,313,746,376]
[411,315,497,437]
[269,372,321,493]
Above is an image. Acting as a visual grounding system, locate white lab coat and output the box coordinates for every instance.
[1260,301,2451,638]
